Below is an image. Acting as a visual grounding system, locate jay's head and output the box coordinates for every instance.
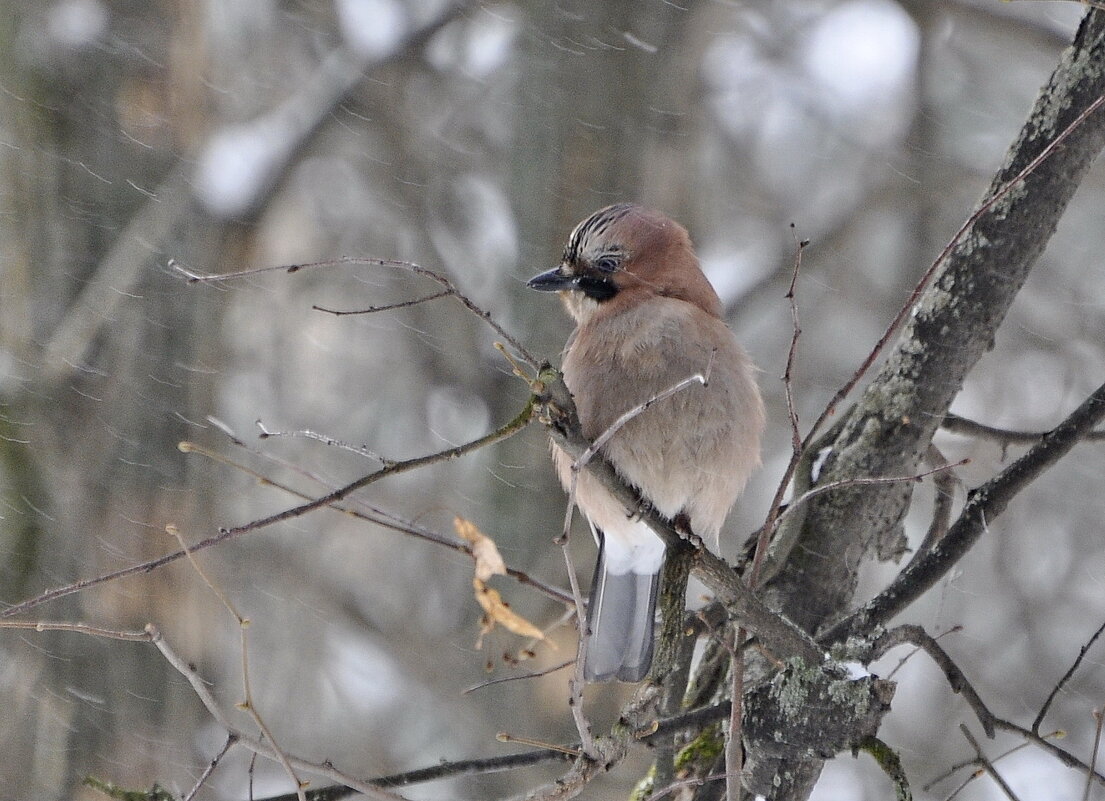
[528,203,723,325]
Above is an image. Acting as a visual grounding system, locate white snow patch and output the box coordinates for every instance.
[803,0,919,115]
[47,0,108,49]
[335,0,407,60]
[195,121,290,219]
[841,661,872,680]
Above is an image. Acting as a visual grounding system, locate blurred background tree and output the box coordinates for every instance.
[1,1,1103,799]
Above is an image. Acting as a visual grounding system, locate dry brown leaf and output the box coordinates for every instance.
[454,516,506,581]
[472,578,545,641]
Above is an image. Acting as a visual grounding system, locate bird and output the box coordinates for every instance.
[528,203,764,682]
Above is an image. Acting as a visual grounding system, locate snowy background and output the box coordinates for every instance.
[1,1,1103,799]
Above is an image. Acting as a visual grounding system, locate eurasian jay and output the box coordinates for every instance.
[528,203,764,682]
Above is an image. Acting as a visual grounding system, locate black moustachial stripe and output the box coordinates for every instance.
[576,275,618,301]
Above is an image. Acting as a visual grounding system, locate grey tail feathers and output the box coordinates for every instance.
[582,534,661,683]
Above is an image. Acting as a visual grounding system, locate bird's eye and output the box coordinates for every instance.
[594,255,619,273]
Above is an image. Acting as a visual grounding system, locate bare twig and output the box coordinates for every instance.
[942,412,1105,450]
[748,232,806,588]
[1,397,541,618]
[1033,616,1105,733]
[575,367,710,470]
[770,459,968,538]
[782,231,807,480]
[823,380,1105,645]
[959,724,1022,801]
[562,534,596,758]
[256,700,738,801]
[872,625,995,738]
[1084,709,1105,801]
[925,738,1037,795]
[463,658,575,694]
[312,289,453,316]
[255,419,392,464]
[174,257,539,369]
[644,773,729,801]
[183,734,238,801]
[145,624,408,800]
[0,620,152,640]
[166,524,307,801]
[189,426,574,606]
[557,475,593,754]
[911,444,961,560]
[12,620,406,799]
[502,753,611,801]
[993,717,1105,788]
[883,625,962,681]
[496,733,582,757]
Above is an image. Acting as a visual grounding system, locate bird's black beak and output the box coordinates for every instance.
[527,267,578,292]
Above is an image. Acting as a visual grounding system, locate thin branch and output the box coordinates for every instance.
[183,734,238,801]
[560,528,595,758]
[942,413,1105,448]
[1034,616,1105,734]
[496,733,582,757]
[502,753,610,801]
[575,367,710,470]
[768,459,968,541]
[959,724,1022,801]
[993,717,1105,788]
[883,625,962,681]
[166,524,307,801]
[311,289,453,316]
[1,397,540,618]
[190,425,574,606]
[145,624,408,801]
[1084,709,1105,801]
[871,624,996,738]
[13,620,405,800]
[21,609,723,801]
[255,419,391,464]
[748,233,807,588]
[256,700,737,801]
[823,380,1105,645]
[925,737,1037,794]
[911,444,961,560]
[463,658,575,694]
[0,620,152,641]
[644,773,729,801]
[174,257,539,369]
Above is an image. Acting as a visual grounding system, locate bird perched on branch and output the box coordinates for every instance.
[528,203,764,682]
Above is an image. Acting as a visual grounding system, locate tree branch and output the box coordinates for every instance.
[1,398,542,618]
[824,380,1105,644]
